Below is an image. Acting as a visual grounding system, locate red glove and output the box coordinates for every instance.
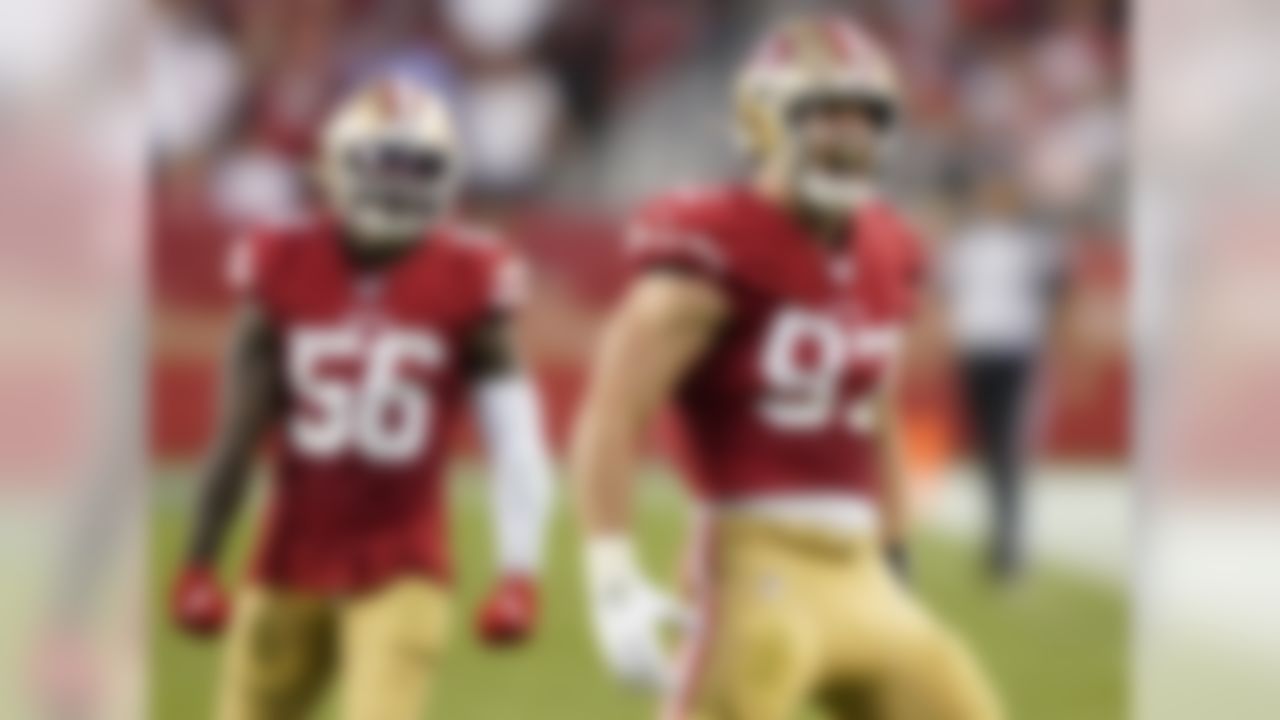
[171,565,230,638]
[475,575,539,647]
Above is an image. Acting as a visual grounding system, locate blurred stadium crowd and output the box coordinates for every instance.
[151,0,1127,463]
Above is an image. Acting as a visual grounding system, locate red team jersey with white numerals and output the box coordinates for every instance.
[233,217,517,592]
[628,185,926,503]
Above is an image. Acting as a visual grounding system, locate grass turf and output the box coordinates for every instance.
[151,468,1126,720]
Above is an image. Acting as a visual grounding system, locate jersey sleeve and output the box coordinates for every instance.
[463,235,528,321]
[625,192,730,279]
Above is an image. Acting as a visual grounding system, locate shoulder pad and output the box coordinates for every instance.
[627,185,744,278]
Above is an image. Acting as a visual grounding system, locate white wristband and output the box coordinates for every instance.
[585,535,643,594]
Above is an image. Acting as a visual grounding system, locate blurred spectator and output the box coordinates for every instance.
[940,172,1069,583]
[455,54,565,199]
[446,0,565,200]
[236,0,344,158]
[208,125,305,228]
[147,0,242,162]
[443,0,557,57]
[339,2,457,93]
[1021,0,1124,220]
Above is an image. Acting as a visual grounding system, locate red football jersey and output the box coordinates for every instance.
[628,185,925,502]
[232,217,518,592]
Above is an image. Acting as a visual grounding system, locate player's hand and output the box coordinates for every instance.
[885,542,911,585]
[475,575,539,647]
[584,537,688,693]
[170,564,230,638]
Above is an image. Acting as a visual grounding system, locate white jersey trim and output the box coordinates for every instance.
[712,492,880,538]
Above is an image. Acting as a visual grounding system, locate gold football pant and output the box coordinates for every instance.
[666,518,1002,720]
[214,577,451,720]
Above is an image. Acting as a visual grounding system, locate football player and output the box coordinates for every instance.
[572,16,1003,720]
[169,77,556,720]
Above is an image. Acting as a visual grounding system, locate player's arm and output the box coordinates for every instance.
[873,371,912,580]
[172,302,281,636]
[875,224,936,584]
[463,312,556,647]
[570,270,727,690]
[879,225,934,582]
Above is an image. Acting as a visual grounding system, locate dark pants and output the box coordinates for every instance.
[959,351,1035,580]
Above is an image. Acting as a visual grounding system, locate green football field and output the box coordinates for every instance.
[151,467,1127,720]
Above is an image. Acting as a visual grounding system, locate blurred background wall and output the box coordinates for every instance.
[149,0,1127,469]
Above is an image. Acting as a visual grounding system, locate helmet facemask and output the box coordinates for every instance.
[331,138,459,246]
[782,89,895,216]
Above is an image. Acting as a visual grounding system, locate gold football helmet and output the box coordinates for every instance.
[735,16,901,213]
[318,76,461,246]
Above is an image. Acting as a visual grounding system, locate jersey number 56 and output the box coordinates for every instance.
[286,326,445,464]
